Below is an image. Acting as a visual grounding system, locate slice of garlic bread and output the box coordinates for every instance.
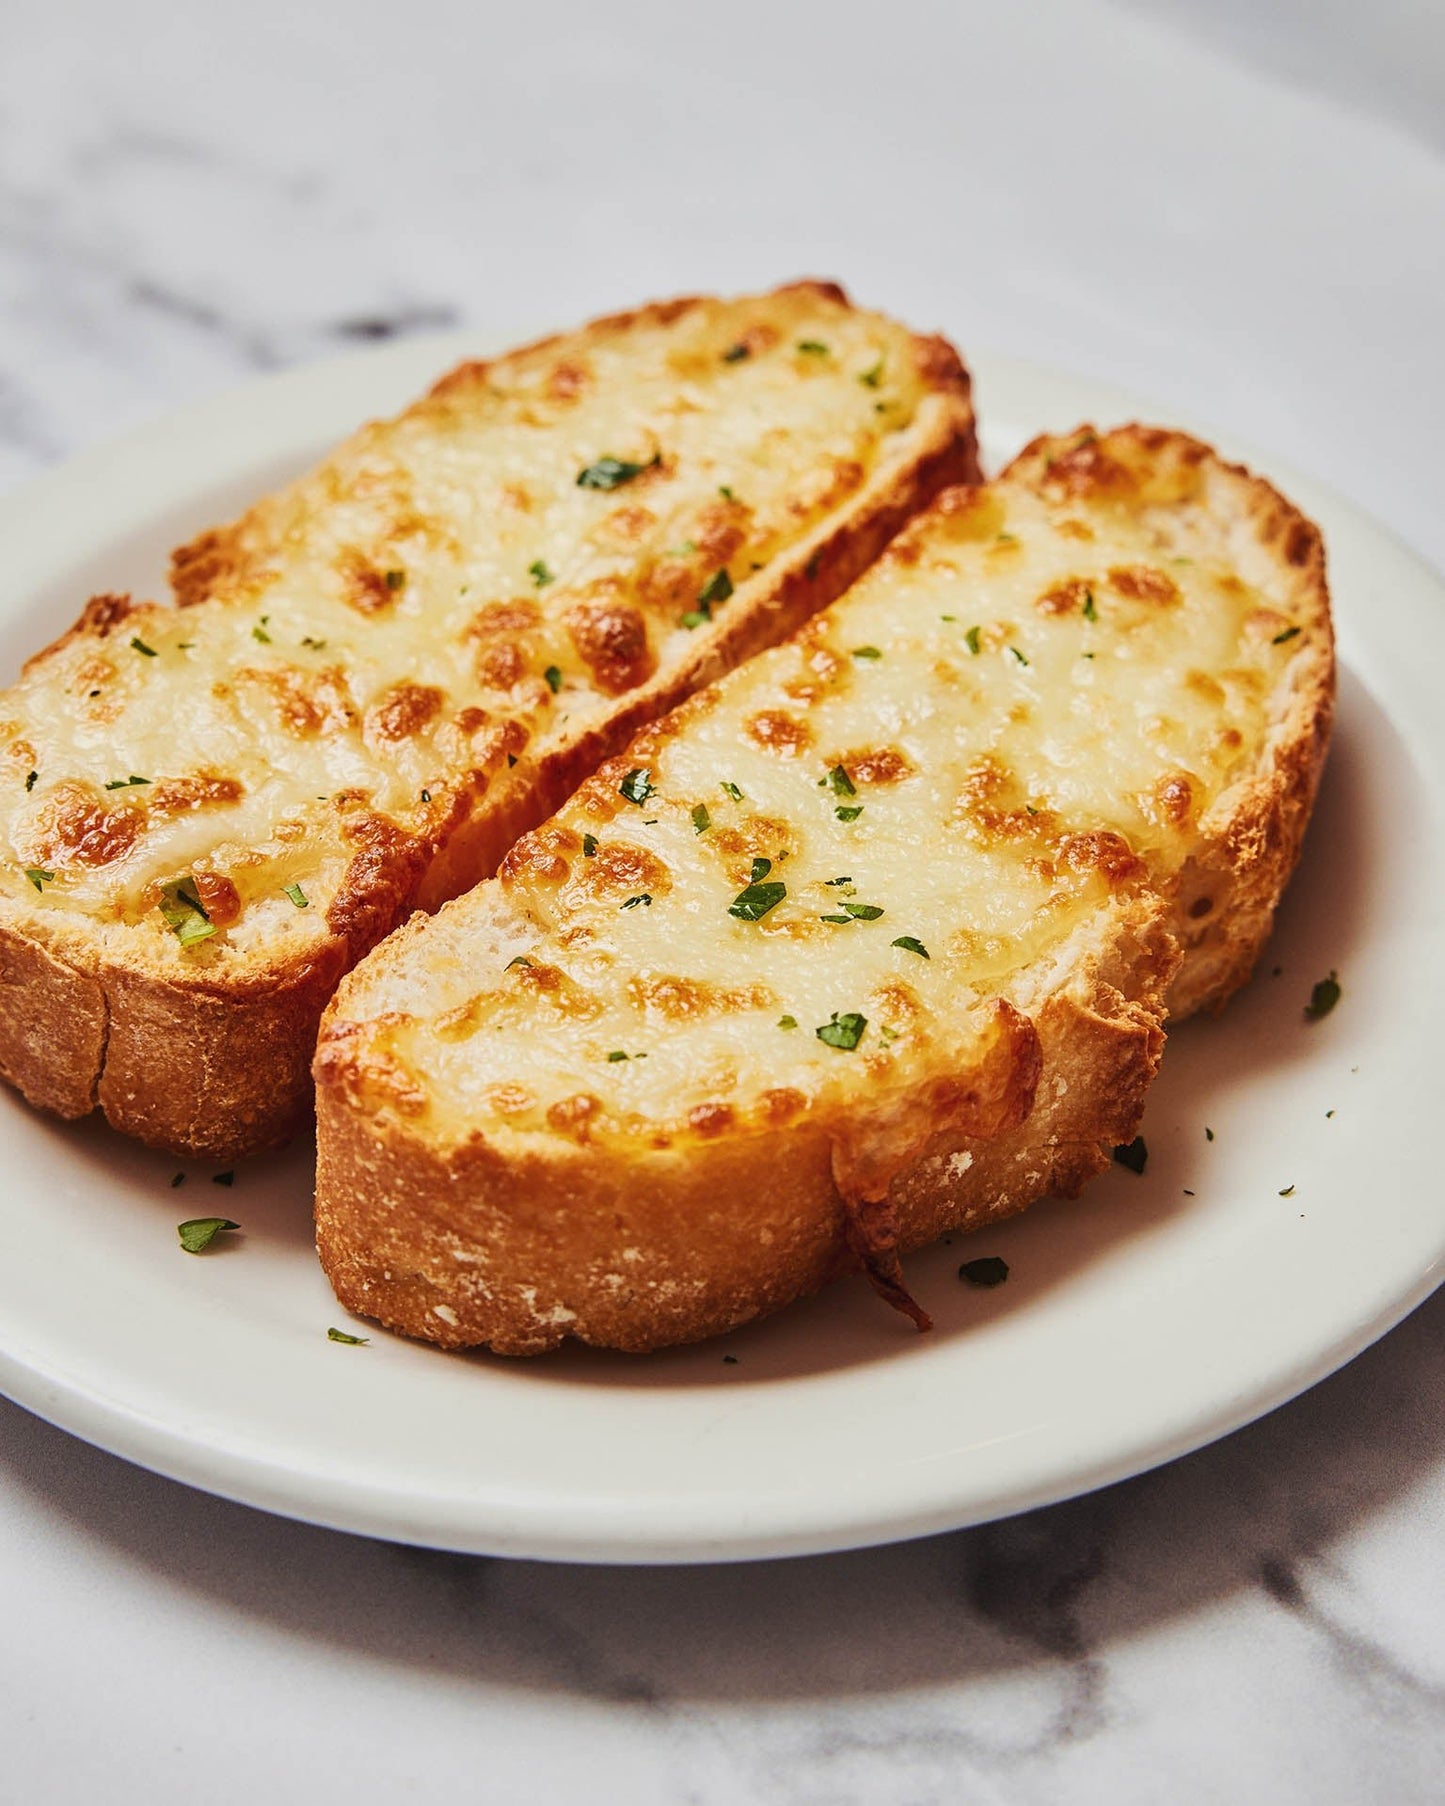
[314,426,1333,1355]
[0,282,975,1158]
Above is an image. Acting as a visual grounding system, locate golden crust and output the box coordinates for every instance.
[0,283,977,1159]
[312,425,1333,1355]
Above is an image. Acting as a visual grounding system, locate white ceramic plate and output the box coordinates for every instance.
[0,338,1440,1564]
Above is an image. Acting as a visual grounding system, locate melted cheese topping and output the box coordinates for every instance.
[355,435,1314,1149]
[0,287,941,959]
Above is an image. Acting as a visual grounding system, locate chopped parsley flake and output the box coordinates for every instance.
[1272,625,1301,646]
[778,1015,798,1030]
[582,833,599,857]
[843,902,883,920]
[835,805,864,822]
[619,767,655,805]
[681,607,710,630]
[816,1011,867,1051]
[699,568,734,608]
[892,936,929,958]
[327,1327,369,1344]
[691,803,711,835]
[506,956,533,970]
[420,788,431,803]
[824,875,853,888]
[24,770,37,791]
[177,1217,239,1253]
[104,775,150,790]
[722,342,751,363]
[996,532,1018,546]
[384,569,405,591]
[620,893,653,909]
[577,453,659,490]
[1083,589,1098,621]
[1009,645,1029,665]
[607,1050,629,1062]
[718,485,736,501]
[283,882,309,908]
[170,1173,185,1188]
[859,358,883,388]
[852,646,882,660]
[729,879,786,921]
[506,753,517,767]
[720,781,743,801]
[300,635,327,650]
[1279,1184,1296,1198]
[796,340,829,356]
[130,636,157,657]
[544,664,563,693]
[820,913,853,925]
[825,763,856,798]
[252,619,272,643]
[1304,971,1341,1020]
[959,1256,1009,1288]
[749,856,772,882]
[211,1171,235,1187]
[158,877,218,947]
[23,867,54,891]
[529,558,555,587]
[1112,1136,1148,1175]
[965,626,982,655]
[1205,1126,1215,1141]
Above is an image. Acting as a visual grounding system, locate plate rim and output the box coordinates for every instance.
[0,333,1441,1564]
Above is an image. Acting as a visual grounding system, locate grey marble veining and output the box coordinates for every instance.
[1,1,1443,1799]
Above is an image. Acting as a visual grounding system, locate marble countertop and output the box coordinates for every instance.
[2,1,1443,1798]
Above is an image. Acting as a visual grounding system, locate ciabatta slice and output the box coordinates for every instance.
[0,282,975,1157]
[314,426,1333,1356]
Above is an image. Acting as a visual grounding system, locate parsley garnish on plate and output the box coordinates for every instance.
[1112,1136,1148,1174]
[959,1256,1009,1288]
[1304,971,1341,1020]
[577,453,659,490]
[327,1327,369,1345]
[816,1011,867,1051]
[619,767,655,805]
[177,1217,239,1254]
